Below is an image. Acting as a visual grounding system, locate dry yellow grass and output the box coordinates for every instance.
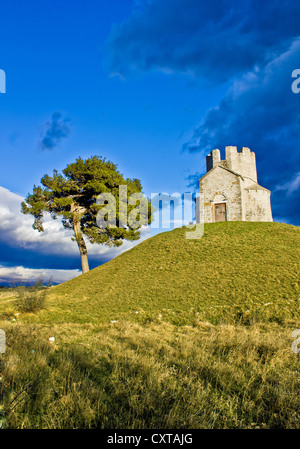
[0,318,299,429]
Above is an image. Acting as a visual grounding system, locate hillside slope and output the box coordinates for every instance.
[1,221,299,429]
[41,221,299,324]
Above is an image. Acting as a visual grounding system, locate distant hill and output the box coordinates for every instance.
[43,221,299,324]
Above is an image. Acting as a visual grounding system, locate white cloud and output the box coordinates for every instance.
[0,186,78,255]
[0,186,152,258]
[0,265,81,284]
[0,186,154,284]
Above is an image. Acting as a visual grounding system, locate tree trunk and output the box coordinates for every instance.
[72,209,89,274]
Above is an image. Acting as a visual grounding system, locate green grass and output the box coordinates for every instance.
[21,221,300,325]
[0,221,299,428]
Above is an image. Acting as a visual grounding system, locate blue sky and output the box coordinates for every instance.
[0,0,299,284]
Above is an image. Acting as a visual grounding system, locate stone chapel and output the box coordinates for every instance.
[198,146,273,223]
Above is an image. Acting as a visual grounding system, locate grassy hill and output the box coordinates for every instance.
[0,221,299,429]
[37,221,299,325]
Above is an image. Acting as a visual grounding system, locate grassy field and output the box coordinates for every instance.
[0,221,299,428]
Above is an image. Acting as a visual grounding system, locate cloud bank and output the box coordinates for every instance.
[0,266,81,286]
[0,186,151,283]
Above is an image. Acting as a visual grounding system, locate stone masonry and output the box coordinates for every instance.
[198,146,273,223]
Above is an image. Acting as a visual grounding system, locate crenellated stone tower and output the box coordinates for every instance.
[198,146,273,223]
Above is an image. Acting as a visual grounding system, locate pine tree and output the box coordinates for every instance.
[21,156,152,273]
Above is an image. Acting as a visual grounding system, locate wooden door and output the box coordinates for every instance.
[214,203,227,222]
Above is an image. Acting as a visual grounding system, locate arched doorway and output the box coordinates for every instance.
[214,203,227,222]
[213,194,227,222]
